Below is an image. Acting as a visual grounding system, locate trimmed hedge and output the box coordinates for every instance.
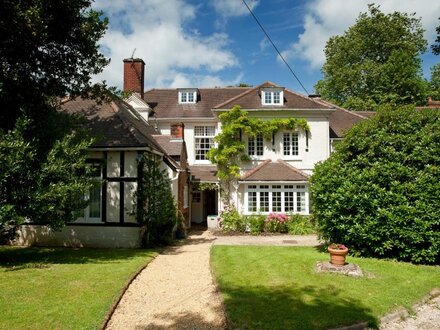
[310,105,440,264]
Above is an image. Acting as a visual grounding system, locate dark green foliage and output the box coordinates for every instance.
[287,214,316,235]
[429,64,440,101]
[0,0,110,240]
[219,206,245,232]
[0,0,110,130]
[136,154,177,246]
[0,117,94,238]
[311,105,440,264]
[315,5,427,110]
[245,214,266,235]
[432,18,440,55]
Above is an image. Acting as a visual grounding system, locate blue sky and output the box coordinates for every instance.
[94,0,440,95]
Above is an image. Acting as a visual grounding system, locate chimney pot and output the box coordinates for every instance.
[171,123,184,140]
[123,58,145,97]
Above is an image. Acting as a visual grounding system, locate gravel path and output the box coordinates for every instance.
[106,230,226,330]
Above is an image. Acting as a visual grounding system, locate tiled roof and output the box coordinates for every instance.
[241,160,309,182]
[189,165,218,182]
[355,111,376,118]
[152,135,184,156]
[60,97,163,151]
[214,82,332,110]
[144,87,250,119]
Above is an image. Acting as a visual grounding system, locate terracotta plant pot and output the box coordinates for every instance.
[328,246,349,266]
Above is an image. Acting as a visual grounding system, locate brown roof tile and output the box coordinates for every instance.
[144,87,250,119]
[241,160,309,181]
[152,135,184,156]
[214,82,332,110]
[189,165,218,182]
[60,97,164,151]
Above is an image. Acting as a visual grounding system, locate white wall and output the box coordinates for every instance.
[14,225,142,248]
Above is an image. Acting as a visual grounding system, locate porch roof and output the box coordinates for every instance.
[241,160,309,182]
[189,165,218,182]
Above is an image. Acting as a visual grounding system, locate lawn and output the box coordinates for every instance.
[0,246,156,330]
[211,246,440,330]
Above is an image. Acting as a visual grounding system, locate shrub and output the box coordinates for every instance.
[311,105,440,264]
[287,214,316,235]
[265,213,289,233]
[245,214,266,235]
[219,206,244,232]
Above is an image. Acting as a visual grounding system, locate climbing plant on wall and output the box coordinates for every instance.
[136,153,177,247]
[208,105,309,205]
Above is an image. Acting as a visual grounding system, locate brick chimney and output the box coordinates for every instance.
[171,123,184,140]
[123,58,145,96]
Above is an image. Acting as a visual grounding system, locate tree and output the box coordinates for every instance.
[431,17,440,55]
[428,63,440,100]
[136,154,177,246]
[315,5,428,111]
[310,105,440,264]
[0,0,109,239]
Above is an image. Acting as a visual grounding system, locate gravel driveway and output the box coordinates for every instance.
[106,230,226,330]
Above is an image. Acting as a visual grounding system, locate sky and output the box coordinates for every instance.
[93,0,440,96]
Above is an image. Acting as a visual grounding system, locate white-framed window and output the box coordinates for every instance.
[262,88,283,105]
[248,134,264,156]
[192,191,201,203]
[179,89,197,104]
[245,184,308,214]
[75,162,102,222]
[283,132,299,157]
[194,126,215,161]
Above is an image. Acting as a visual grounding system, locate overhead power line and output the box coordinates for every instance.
[242,0,309,95]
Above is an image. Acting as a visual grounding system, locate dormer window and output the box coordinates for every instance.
[261,88,284,105]
[178,89,197,104]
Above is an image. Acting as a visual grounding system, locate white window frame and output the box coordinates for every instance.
[283,131,300,159]
[75,163,102,223]
[194,125,215,163]
[179,89,197,104]
[261,88,284,105]
[248,134,264,157]
[244,183,308,215]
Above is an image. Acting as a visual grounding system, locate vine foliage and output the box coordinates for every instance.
[208,106,309,205]
[136,153,177,247]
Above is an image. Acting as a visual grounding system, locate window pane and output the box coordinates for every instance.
[292,132,299,156]
[248,191,257,212]
[285,191,294,212]
[248,136,255,155]
[181,92,187,102]
[260,191,269,212]
[272,191,281,212]
[256,135,263,155]
[273,91,280,104]
[296,191,305,212]
[89,182,101,218]
[188,92,194,102]
[283,133,290,155]
[264,91,271,104]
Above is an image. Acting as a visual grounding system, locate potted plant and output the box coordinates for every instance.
[327,243,349,266]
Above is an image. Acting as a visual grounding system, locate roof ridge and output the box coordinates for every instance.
[316,98,368,119]
[241,159,271,180]
[276,159,310,179]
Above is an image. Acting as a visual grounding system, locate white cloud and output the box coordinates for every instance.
[168,72,244,88]
[282,0,440,69]
[93,0,238,89]
[212,0,259,18]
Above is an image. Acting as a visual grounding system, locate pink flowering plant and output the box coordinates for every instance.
[328,243,347,250]
[265,213,289,233]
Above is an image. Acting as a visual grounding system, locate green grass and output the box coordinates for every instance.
[0,246,156,330]
[211,246,440,330]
